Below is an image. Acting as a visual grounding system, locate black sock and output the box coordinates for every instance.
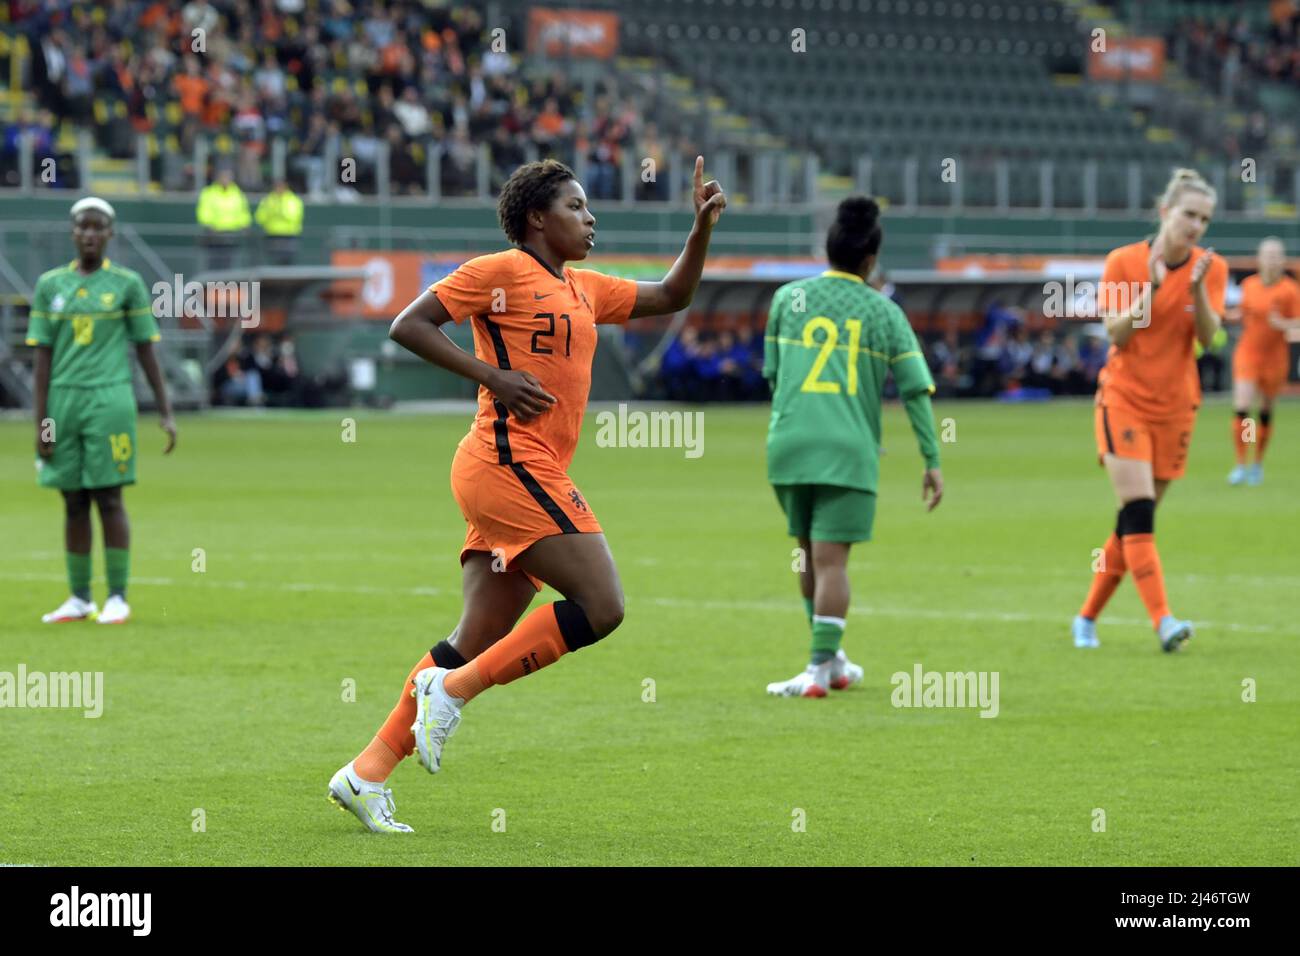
[430,639,468,670]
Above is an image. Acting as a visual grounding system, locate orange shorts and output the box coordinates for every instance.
[450,445,602,590]
[1095,399,1196,481]
[1233,348,1290,398]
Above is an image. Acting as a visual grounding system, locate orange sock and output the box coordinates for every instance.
[1121,533,1170,627]
[361,651,435,778]
[1256,421,1272,463]
[354,736,401,783]
[1233,412,1249,465]
[1079,532,1126,620]
[444,603,571,704]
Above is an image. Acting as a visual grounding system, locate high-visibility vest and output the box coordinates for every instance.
[197,184,252,232]
[255,190,304,237]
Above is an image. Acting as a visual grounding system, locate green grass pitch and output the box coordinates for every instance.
[1,398,1296,865]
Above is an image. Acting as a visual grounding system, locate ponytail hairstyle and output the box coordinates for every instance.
[826,196,882,273]
[1156,167,1216,218]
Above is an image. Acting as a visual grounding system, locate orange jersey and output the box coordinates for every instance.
[430,246,638,470]
[1097,240,1227,420]
[1235,273,1300,361]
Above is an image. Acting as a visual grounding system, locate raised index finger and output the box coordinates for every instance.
[694,155,704,190]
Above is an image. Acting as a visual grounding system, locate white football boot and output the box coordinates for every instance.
[829,649,864,690]
[1158,615,1193,653]
[41,595,98,623]
[411,667,463,774]
[327,762,413,834]
[97,594,130,624]
[766,661,832,698]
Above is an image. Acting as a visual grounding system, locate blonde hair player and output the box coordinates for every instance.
[1072,169,1227,652]
[1227,237,1300,485]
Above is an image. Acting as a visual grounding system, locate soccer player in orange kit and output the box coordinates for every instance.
[1072,169,1227,653]
[326,157,726,832]
[1227,237,1300,486]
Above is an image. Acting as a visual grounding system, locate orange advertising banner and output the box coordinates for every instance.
[331,251,435,318]
[1088,37,1165,81]
[527,8,620,59]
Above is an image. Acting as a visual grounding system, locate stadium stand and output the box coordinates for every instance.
[1,1,1297,409]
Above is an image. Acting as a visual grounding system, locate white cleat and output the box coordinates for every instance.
[42,595,98,623]
[410,667,463,774]
[97,594,130,624]
[327,762,413,834]
[766,661,832,698]
[829,649,864,690]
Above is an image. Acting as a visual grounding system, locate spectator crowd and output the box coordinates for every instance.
[7,0,688,198]
[646,300,1238,404]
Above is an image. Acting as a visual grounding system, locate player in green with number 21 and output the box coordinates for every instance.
[27,198,176,625]
[764,197,944,697]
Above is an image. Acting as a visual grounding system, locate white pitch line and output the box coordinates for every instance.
[4,551,1300,589]
[0,571,444,598]
[0,571,1293,637]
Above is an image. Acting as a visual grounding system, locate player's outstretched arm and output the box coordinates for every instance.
[135,341,177,453]
[629,155,727,319]
[389,289,556,422]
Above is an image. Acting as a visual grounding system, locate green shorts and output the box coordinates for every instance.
[38,383,138,491]
[773,483,876,543]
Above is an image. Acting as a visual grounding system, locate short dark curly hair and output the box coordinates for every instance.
[496,159,577,246]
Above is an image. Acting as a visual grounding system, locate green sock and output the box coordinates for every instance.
[802,596,814,627]
[810,615,846,665]
[105,547,130,599]
[67,551,92,602]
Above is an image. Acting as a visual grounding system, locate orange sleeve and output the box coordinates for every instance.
[1097,245,1138,314]
[574,269,638,325]
[1204,254,1228,314]
[1288,280,1300,319]
[429,253,509,323]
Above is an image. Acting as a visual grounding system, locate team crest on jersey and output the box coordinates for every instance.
[568,488,588,512]
[100,293,116,307]
[76,288,89,298]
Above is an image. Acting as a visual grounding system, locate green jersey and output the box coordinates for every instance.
[26,259,159,388]
[764,270,937,493]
